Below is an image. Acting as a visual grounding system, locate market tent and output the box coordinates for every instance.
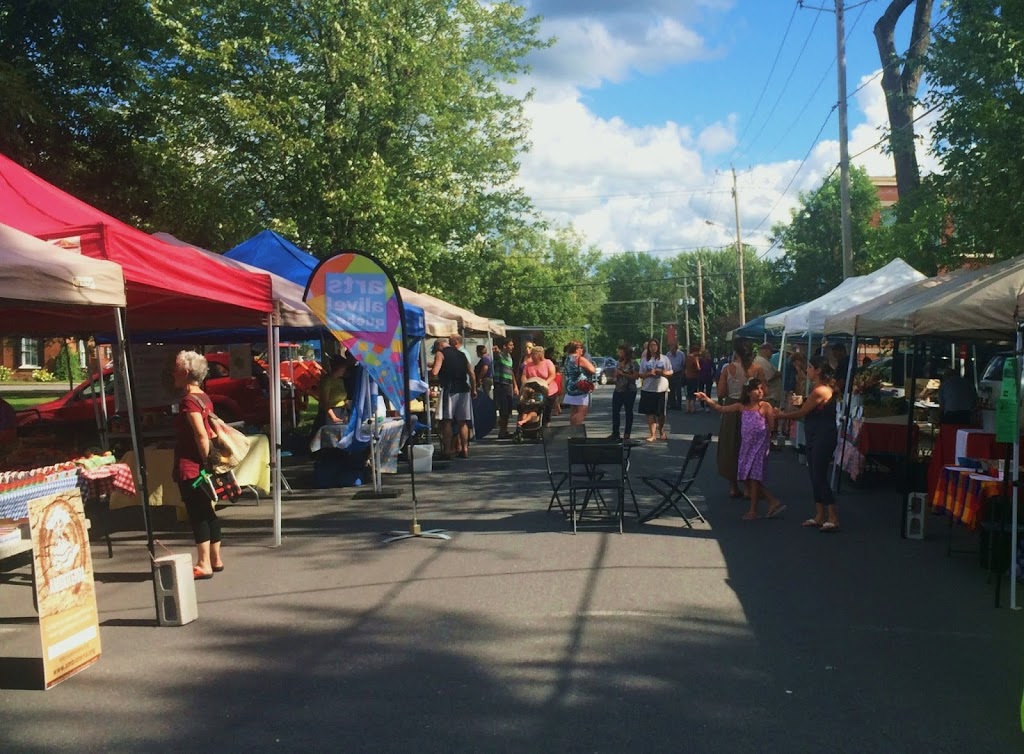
[0,154,273,329]
[896,255,1024,340]
[823,270,968,337]
[399,288,504,335]
[222,231,450,339]
[154,232,322,331]
[766,259,925,335]
[0,222,126,331]
[727,304,804,341]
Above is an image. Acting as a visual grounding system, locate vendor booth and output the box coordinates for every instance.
[0,222,134,686]
[0,155,278,556]
[824,254,1024,607]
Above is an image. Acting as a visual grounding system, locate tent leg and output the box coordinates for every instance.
[1011,329,1021,610]
[268,322,282,547]
[115,309,160,622]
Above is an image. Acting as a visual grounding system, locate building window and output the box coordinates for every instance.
[19,338,42,369]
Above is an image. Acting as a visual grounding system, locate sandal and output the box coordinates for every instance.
[193,566,213,580]
[765,504,787,519]
[819,522,840,533]
[741,512,758,521]
[212,565,225,573]
[802,518,822,528]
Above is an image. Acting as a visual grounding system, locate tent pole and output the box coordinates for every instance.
[268,320,282,547]
[901,338,918,538]
[1012,327,1021,610]
[832,332,857,491]
[114,308,160,621]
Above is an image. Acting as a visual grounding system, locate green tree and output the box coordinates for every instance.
[0,1,167,225]
[769,166,882,304]
[143,0,549,272]
[924,1,1024,262]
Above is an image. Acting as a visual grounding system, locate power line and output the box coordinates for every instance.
[741,9,823,158]
[731,1,802,160]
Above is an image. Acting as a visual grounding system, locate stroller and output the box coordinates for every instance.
[513,380,549,443]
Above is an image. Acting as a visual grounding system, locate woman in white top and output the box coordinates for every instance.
[638,338,673,442]
[716,340,766,496]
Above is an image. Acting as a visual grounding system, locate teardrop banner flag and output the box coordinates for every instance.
[303,251,407,414]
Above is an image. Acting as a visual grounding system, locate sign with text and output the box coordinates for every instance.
[304,252,407,413]
[29,489,101,689]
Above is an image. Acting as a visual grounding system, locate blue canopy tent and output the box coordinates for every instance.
[727,303,805,341]
[225,230,428,386]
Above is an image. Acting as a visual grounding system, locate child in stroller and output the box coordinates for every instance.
[513,379,549,442]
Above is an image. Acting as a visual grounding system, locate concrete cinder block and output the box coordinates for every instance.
[152,553,198,626]
[905,492,927,540]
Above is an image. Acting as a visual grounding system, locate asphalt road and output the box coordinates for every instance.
[1,388,1021,752]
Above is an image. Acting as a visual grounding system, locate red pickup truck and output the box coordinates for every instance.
[16,352,270,429]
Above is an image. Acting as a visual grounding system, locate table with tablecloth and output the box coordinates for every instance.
[836,414,921,481]
[109,434,270,510]
[313,418,404,473]
[931,465,1004,530]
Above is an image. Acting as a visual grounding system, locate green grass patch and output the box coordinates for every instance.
[4,395,61,411]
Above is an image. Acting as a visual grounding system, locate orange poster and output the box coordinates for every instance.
[28,489,101,689]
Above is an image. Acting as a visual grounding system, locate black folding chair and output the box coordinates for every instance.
[568,439,626,534]
[541,424,586,515]
[639,433,712,526]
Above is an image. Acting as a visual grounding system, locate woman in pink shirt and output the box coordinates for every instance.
[522,345,556,392]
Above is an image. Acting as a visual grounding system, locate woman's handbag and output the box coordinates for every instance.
[192,469,242,504]
[207,413,252,473]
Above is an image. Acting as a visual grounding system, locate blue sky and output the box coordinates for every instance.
[514,0,942,257]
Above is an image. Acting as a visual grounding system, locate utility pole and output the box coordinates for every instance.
[697,260,706,347]
[835,0,854,279]
[680,277,691,351]
[732,166,746,324]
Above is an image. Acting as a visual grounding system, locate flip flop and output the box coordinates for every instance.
[741,512,758,521]
[765,505,787,519]
[212,565,225,573]
[802,518,821,528]
[193,566,213,580]
[819,522,840,533]
[644,437,658,443]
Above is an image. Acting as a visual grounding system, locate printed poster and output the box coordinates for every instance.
[28,489,101,689]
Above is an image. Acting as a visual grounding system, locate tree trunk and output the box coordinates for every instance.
[873,0,934,202]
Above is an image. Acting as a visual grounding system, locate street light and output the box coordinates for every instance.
[582,324,591,355]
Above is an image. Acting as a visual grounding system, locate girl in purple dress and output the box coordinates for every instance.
[696,378,786,520]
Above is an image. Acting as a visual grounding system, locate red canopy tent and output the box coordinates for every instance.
[0,154,273,331]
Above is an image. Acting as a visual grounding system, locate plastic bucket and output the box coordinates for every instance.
[411,444,434,473]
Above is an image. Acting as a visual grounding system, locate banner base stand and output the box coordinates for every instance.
[354,489,402,500]
[382,520,450,544]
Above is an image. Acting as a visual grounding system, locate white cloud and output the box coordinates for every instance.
[517,4,940,262]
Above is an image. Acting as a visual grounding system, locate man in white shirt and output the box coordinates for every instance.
[666,343,686,410]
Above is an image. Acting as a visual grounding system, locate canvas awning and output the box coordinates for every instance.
[154,232,321,329]
[0,154,274,330]
[398,288,504,335]
[823,271,968,337]
[765,259,925,335]
[0,223,126,333]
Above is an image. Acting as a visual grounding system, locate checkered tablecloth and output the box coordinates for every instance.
[77,463,137,500]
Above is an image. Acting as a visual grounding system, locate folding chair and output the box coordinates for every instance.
[568,439,626,534]
[541,425,586,515]
[639,433,712,526]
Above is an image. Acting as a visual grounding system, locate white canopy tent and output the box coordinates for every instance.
[766,259,926,336]
[399,288,504,335]
[823,271,968,337]
[0,222,126,320]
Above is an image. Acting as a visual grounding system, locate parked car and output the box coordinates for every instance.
[979,352,1015,410]
[16,352,271,429]
[588,356,618,385]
